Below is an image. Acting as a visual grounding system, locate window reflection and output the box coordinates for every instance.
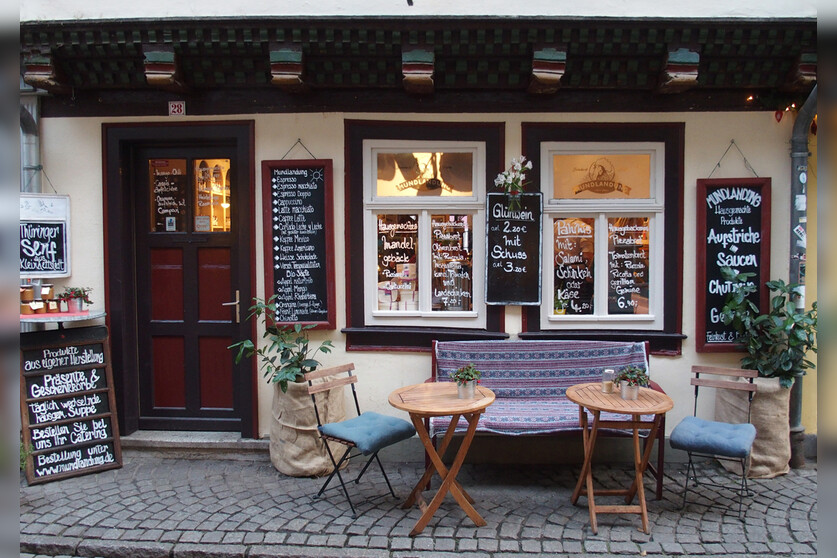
[194,159,231,232]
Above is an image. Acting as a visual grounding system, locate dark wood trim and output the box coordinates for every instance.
[343,120,506,351]
[520,122,686,356]
[102,120,257,437]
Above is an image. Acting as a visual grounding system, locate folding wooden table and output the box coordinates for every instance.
[566,382,673,534]
[388,382,495,536]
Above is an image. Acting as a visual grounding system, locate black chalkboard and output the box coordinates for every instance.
[151,167,188,232]
[20,221,69,276]
[696,178,771,352]
[262,160,335,329]
[20,326,122,484]
[486,192,543,305]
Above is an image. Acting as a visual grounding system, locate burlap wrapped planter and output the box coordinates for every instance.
[715,376,791,479]
[269,379,346,477]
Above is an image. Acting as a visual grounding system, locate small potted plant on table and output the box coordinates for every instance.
[57,287,93,313]
[451,363,482,399]
[616,365,649,400]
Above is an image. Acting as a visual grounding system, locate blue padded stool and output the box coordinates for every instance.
[305,364,416,517]
[670,365,758,518]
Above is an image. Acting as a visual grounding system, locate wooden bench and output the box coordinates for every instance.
[429,339,667,499]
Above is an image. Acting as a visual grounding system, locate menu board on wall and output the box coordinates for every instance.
[486,193,542,305]
[149,159,188,232]
[20,326,122,485]
[262,160,335,329]
[696,178,771,352]
[20,194,71,278]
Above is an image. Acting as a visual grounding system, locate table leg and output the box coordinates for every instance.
[632,423,650,534]
[408,412,484,536]
[625,414,663,504]
[572,409,601,534]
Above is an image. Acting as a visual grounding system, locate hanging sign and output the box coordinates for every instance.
[20,326,122,484]
[696,178,771,352]
[261,159,335,328]
[485,192,543,305]
[20,194,71,278]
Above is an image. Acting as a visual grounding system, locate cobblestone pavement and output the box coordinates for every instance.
[20,450,816,558]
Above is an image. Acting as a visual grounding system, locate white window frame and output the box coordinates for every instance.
[540,141,666,330]
[363,139,487,328]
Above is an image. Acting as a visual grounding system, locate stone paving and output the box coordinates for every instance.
[20,450,817,557]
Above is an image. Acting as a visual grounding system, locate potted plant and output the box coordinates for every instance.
[615,365,649,400]
[451,363,482,399]
[718,266,817,477]
[494,156,532,212]
[57,287,93,313]
[228,295,342,477]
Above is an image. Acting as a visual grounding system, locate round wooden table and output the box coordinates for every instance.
[566,382,673,534]
[389,382,495,536]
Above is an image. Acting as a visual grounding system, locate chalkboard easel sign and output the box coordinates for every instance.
[696,178,771,352]
[20,326,122,484]
[486,192,543,305]
[20,193,71,278]
[261,159,335,329]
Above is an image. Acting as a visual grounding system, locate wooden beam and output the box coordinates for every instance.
[22,50,70,94]
[528,47,566,94]
[269,43,307,92]
[402,46,434,95]
[787,52,816,90]
[659,47,700,94]
[142,44,189,93]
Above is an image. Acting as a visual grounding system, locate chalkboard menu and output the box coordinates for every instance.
[607,217,651,315]
[149,159,188,232]
[553,218,595,314]
[486,193,542,305]
[262,160,335,328]
[20,194,71,278]
[20,326,122,484]
[696,178,771,352]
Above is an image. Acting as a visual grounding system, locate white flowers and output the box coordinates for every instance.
[495,156,533,211]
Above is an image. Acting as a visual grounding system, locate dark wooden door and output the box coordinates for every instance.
[134,146,247,431]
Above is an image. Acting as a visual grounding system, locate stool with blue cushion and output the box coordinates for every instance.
[305,363,416,517]
[669,365,757,518]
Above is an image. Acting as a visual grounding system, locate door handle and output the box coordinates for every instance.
[222,289,240,323]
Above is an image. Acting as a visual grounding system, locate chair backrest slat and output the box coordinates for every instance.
[305,362,355,381]
[307,374,357,395]
[691,377,757,392]
[692,365,757,378]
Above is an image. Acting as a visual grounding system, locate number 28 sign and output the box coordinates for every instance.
[168,101,186,116]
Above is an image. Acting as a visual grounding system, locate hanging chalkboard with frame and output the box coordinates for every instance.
[20,193,71,278]
[696,177,771,352]
[261,159,335,329]
[20,326,122,485]
[485,192,543,305]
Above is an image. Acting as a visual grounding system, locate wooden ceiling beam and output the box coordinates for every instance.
[142,44,189,93]
[658,46,700,94]
[528,47,566,94]
[22,50,70,94]
[269,43,307,92]
[402,46,434,94]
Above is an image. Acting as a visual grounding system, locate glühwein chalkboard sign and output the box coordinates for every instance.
[696,178,771,352]
[262,160,335,329]
[20,326,122,484]
[486,192,543,305]
[20,194,71,278]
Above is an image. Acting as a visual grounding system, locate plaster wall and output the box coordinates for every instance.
[19,1,817,22]
[38,110,807,440]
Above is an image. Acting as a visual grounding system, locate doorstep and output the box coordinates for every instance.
[120,431,269,460]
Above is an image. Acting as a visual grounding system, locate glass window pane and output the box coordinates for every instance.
[553,218,595,315]
[377,214,419,311]
[194,159,231,232]
[552,154,651,200]
[431,214,473,311]
[149,159,187,232]
[607,217,650,314]
[376,152,473,197]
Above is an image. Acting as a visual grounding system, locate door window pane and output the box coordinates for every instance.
[607,217,650,314]
[553,217,595,315]
[376,152,473,197]
[194,159,231,232]
[149,159,187,232]
[376,214,419,311]
[431,214,473,311]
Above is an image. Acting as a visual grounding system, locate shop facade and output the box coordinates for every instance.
[20,3,818,458]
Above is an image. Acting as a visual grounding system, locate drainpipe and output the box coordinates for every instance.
[20,88,42,193]
[788,84,816,468]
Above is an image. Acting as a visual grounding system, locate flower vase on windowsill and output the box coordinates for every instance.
[494,156,533,213]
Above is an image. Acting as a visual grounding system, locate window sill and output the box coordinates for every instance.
[342,326,510,352]
[518,329,686,356]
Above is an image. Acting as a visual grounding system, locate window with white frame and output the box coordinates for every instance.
[363,140,486,328]
[540,142,666,330]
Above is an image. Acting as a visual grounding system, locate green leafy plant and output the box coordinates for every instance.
[616,365,649,387]
[228,295,334,393]
[494,156,532,212]
[57,286,93,304]
[451,363,482,386]
[719,267,817,388]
